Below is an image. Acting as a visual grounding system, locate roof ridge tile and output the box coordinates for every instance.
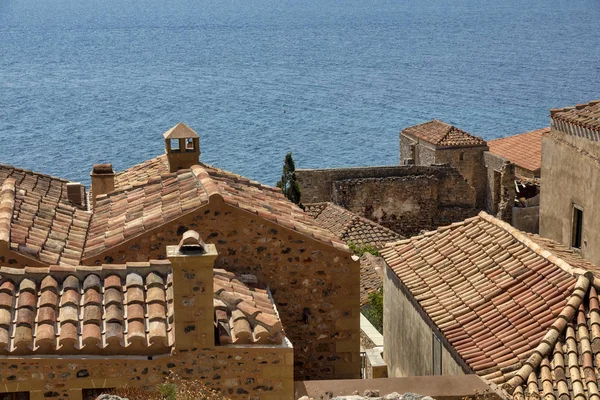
[0,178,16,246]
[502,274,591,394]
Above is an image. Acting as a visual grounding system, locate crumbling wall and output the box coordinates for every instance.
[322,166,477,237]
[483,152,515,223]
[435,146,488,208]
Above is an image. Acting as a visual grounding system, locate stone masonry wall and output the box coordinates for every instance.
[434,146,488,208]
[0,345,293,400]
[327,168,478,237]
[483,152,515,222]
[297,165,457,204]
[82,195,361,381]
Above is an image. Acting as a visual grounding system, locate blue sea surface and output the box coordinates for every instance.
[1,0,599,186]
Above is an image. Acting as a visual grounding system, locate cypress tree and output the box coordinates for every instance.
[276,152,303,208]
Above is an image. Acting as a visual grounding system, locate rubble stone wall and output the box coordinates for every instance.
[83,195,361,381]
[297,165,479,237]
[434,146,488,208]
[0,345,293,400]
[329,170,478,237]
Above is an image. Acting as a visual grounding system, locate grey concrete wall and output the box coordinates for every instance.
[540,129,600,265]
[383,264,463,378]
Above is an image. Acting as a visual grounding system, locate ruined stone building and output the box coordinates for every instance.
[297,119,544,237]
[399,119,489,208]
[0,123,361,399]
[380,211,600,399]
[297,165,479,238]
[540,100,600,266]
[485,127,548,233]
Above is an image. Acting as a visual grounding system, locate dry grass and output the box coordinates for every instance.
[105,373,231,400]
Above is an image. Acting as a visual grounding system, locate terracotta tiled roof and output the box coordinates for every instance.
[380,211,593,385]
[213,269,284,345]
[113,156,345,250]
[503,275,600,399]
[306,202,404,249]
[0,165,91,265]
[84,169,209,258]
[197,165,346,249]
[551,100,600,132]
[402,120,486,148]
[2,154,347,264]
[0,261,174,355]
[0,261,283,354]
[113,155,170,191]
[359,253,385,306]
[488,128,549,173]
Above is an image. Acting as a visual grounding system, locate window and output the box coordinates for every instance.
[185,138,195,151]
[572,205,583,249]
[170,138,180,152]
[0,392,29,400]
[432,333,442,376]
[83,388,115,400]
[459,152,464,161]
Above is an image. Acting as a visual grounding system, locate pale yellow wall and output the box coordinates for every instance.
[540,129,600,265]
[383,265,463,377]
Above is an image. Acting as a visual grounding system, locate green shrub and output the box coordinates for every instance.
[347,241,379,257]
[363,288,383,333]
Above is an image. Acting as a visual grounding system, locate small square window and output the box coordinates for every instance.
[185,138,195,151]
[170,139,180,152]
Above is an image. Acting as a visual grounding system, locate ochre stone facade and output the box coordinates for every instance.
[78,195,360,381]
[0,345,292,400]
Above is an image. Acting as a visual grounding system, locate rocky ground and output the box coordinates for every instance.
[299,391,434,400]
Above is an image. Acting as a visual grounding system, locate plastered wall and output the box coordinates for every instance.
[540,129,600,265]
[383,265,464,378]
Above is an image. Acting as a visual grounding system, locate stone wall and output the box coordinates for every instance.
[483,152,516,222]
[434,146,488,208]
[328,167,477,237]
[540,129,600,265]
[297,166,438,205]
[399,135,436,167]
[82,195,361,381]
[0,344,293,400]
[383,265,464,378]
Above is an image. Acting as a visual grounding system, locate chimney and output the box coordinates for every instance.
[90,164,115,208]
[66,182,86,209]
[167,230,217,349]
[163,123,200,172]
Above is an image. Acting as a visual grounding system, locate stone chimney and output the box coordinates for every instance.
[90,164,115,208]
[163,122,200,173]
[66,182,86,209]
[167,230,217,349]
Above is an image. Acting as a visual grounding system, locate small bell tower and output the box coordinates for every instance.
[163,122,200,172]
